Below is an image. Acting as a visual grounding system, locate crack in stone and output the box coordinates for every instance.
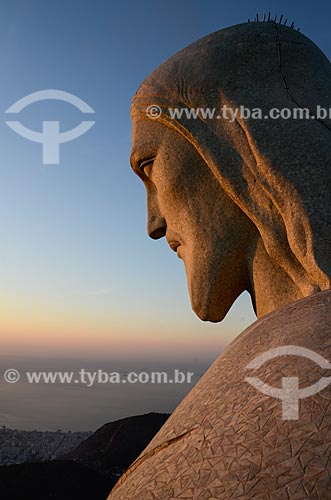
[109,426,199,494]
[273,22,331,134]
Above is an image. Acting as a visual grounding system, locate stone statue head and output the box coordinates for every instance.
[130,21,331,322]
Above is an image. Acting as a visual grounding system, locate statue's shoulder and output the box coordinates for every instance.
[228,288,331,356]
[108,290,331,500]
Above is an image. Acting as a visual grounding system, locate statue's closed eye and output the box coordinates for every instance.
[139,158,155,178]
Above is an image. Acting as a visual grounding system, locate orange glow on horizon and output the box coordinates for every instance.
[0,293,243,358]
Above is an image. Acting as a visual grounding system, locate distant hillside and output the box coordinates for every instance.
[61,412,170,475]
[0,412,170,500]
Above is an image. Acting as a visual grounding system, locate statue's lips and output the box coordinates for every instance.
[168,240,181,253]
[167,240,183,260]
[166,231,183,258]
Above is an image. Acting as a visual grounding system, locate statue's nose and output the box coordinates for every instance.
[147,193,166,239]
[148,216,167,239]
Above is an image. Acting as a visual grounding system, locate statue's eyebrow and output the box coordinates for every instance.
[130,151,141,173]
[130,151,147,180]
[130,151,156,178]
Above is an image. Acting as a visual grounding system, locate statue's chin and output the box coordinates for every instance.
[188,278,236,323]
[194,309,227,323]
[191,297,228,323]
[185,260,233,322]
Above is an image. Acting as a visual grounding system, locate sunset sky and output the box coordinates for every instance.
[0,0,329,362]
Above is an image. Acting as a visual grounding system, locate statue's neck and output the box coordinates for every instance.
[248,238,305,318]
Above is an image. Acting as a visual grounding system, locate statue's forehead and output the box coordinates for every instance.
[131,117,169,157]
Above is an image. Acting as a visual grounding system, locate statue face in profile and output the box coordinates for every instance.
[130,22,331,322]
[131,117,256,321]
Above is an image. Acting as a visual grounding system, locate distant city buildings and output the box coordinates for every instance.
[0,426,92,465]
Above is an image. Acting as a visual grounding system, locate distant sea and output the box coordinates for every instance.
[0,355,212,432]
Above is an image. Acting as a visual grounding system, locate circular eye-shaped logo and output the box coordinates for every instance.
[245,345,331,420]
[5,89,95,164]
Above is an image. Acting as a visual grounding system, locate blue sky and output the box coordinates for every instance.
[0,0,329,362]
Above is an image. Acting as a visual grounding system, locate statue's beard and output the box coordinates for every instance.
[182,244,245,323]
